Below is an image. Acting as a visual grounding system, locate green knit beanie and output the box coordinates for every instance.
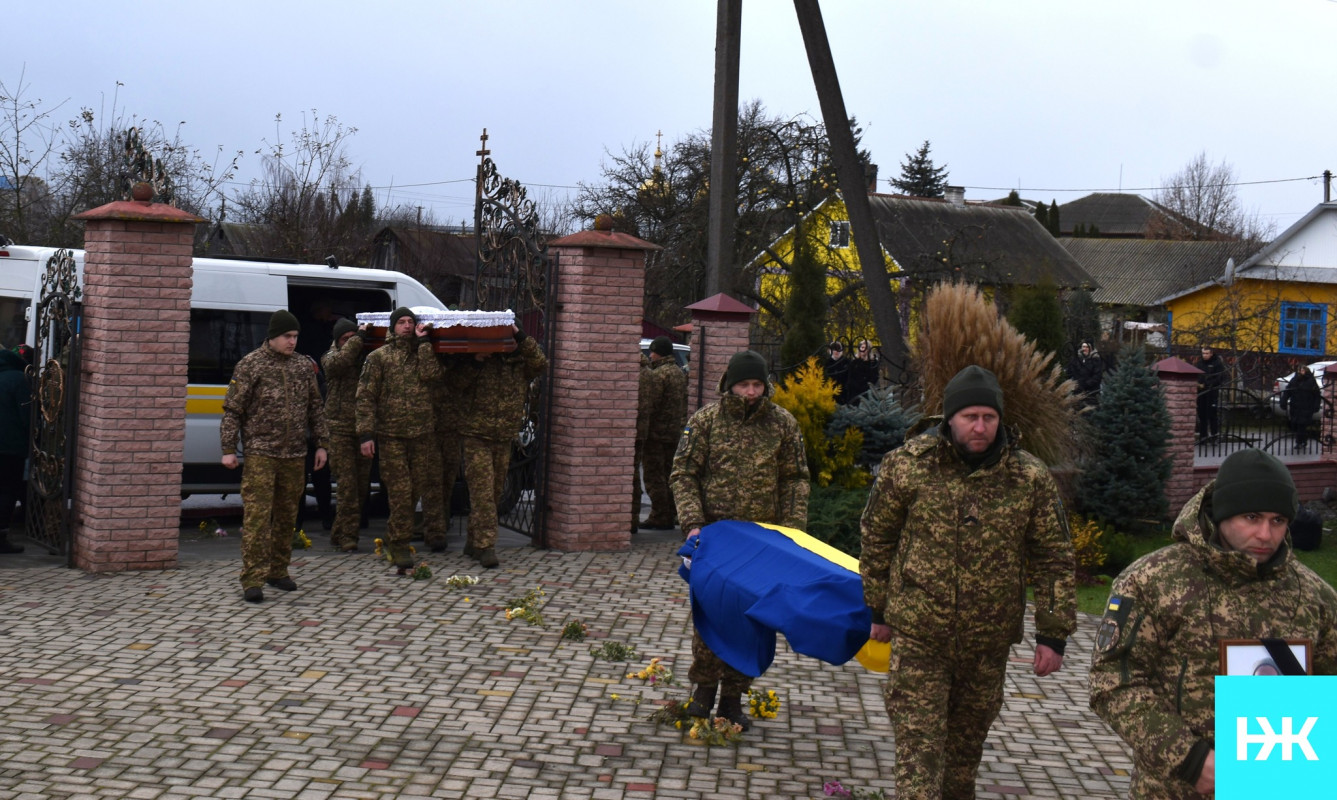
[332,318,357,341]
[267,309,300,340]
[649,336,674,357]
[943,365,1004,420]
[1211,448,1299,523]
[389,307,417,330]
[719,350,769,393]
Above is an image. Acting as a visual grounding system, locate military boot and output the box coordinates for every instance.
[716,695,751,731]
[685,683,717,718]
[476,548,499,569]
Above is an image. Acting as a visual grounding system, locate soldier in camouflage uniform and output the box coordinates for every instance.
[355,307,444,572]
[671,350,809,731]
[639,336,688,529]
[860,365,1076,800]
[426,356,471,552]
[458,324,547,568]
[221,309,329,603]
[1090,448,1337,799]
[631,353,652,533]
[321,318,372,552]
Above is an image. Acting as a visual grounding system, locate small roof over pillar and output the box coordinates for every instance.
[1154,356,1203,376]
[73,200,206,224]
[685,293,755,317]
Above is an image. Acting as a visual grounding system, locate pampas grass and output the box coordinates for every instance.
[913,281,1083,466]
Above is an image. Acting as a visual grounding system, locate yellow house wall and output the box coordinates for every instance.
[1166,279,1337,354]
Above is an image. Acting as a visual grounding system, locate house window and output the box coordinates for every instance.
[828,220,851,249]
[1279,302,1326,356]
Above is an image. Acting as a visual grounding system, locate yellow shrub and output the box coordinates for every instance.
[772,357,869,489]
[1069,514,1107,581]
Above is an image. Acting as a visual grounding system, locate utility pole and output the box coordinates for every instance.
[792,0,906,384]
[704,0,742,298]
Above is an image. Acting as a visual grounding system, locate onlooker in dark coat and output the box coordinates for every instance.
[823,341,851,404]
[1196,347,1227,440]
[1281,363,1322,449]
[845,339,879,402]
[1066,341,1104,407]
[0,346,30,553]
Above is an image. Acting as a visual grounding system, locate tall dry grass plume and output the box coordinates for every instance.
[913,281,1082,466]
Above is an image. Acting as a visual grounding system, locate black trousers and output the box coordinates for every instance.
[0,454,24,531]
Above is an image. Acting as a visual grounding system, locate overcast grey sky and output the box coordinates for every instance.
[9,0,1336,232]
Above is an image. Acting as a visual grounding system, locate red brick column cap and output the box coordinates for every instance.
[686,293,756,323]
[73,200,205,224]
[549,229,661,251]
[1322,362,1337,377]
[1154,356,1204,378]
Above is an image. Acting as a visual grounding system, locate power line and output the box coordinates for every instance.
[964,174,1323,195]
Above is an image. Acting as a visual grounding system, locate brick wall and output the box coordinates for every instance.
[543,231,654,551]
[70,205,200,571]
[1158,365,1202,514]
[687,312,754,414]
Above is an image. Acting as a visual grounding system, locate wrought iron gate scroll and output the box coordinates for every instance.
[473,131,557,547]
[26,249,82,560]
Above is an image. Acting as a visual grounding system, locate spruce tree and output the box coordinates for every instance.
[1034,202,1049,231]
[779,224,829,375]
[1048,200,1061,236]
[1076,345,1172,532]
[1006,278,1065,356]
[890,140,949,198]
[1001,189,1023,207]
[1062,289,1102,351]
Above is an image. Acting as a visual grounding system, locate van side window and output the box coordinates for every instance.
[0,297,28,349]
[189,309,271,384]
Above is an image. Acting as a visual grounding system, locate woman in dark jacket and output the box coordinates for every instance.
[1281,364,1322,449]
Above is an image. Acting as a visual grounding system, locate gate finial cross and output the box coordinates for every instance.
[476,128,491,160]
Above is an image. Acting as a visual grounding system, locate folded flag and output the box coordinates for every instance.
[677,520,887,676]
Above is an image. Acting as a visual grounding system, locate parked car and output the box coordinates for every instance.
[1271,360,1335,419]
[639,337,690,373]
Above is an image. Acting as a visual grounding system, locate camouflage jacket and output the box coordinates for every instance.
[636,355,653,443]
[859,422,1077,651]
[457,333,547,443]
[433,356,474,433]
[320,333,366,436]
[220,342,328,459]
[355,332,442,442]
[641,357,688,443]
[670,393,810,533]
[1088,482,1337,799]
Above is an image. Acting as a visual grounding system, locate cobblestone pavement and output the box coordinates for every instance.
[0,520,1134,799]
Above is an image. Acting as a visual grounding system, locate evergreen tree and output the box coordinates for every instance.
[1073,223,1086,237]
[1089,223,1100,236]
[1077,345,1172,532]
[889,140,948,198]
[1006,277,1065,356]
[1001,189,1023,207]
[1034,202,1049,231]
[1062,289,1102,352]
[827,385,921,468]
[779,224,829,375]
[1048,200,1061,236]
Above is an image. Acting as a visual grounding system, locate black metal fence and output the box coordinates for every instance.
[1194,386,1330,464]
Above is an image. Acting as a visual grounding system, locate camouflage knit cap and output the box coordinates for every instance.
[719,350,768,393]
[267,309,300,340]
[390,307,417,329]
[332,318,357,341]
[1212,448,1299,523]
[649,336,673,357]
[942,365,1004,420]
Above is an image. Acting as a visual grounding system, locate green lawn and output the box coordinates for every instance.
[1074,529,1337,617]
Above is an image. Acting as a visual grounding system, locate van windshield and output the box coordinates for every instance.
[0,297,28,349]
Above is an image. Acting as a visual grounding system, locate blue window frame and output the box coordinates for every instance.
[1279,302,1326,356]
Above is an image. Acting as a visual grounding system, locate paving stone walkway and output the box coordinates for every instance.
[0,522,1134,799]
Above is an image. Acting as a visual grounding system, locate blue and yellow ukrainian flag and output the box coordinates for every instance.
[677,520,889,676]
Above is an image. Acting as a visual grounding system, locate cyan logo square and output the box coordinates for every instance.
[1216,676,1337,798]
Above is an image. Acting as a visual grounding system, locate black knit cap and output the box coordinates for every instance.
[719,350,769,393]
[1211,448,1299,523]
[332,318,357,341]
[942,365,1004,420]
[267,309,300,340]
[389,307,417,330]
[649,336,673,357]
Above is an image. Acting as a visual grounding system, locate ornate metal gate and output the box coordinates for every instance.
[26,249,83,560]
[473,130,557,546]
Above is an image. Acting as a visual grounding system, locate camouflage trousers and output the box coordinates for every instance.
[239,454,305,589]
[641,437,677,525]
[423,427,462,548]
[688,628,754,696]
[462,435,509,551]
[884,635,1011,800]
[328,432,372,550]
[380,436,443,568]
[631,439,644,529]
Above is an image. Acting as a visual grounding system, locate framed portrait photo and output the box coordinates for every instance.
[1219,639,1312,676]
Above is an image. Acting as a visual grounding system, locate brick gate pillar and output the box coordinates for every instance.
[1155,356,1204,516]
[1323,363,1337,465]
[684,294,756,414]
[70,199,203,572]
[544,222,660,551]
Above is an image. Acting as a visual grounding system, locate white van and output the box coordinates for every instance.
[0,244,447,495]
